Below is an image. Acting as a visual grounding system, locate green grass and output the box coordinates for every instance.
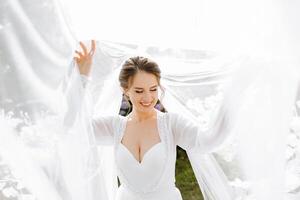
[175,146,204,200]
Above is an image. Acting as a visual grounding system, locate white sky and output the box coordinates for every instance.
[60,0,292,56]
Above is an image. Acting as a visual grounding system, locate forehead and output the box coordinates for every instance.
[130,71,158,88]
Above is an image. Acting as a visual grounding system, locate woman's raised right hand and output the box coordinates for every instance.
[74,40,96,76]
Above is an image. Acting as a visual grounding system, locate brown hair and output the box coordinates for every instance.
[118,56,165,107]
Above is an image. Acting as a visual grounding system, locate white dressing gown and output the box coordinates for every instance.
[71,64,243,200]
[91,106,209,200]
[56,48,296,200]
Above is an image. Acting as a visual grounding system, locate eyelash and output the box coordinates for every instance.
[135,89,157,93]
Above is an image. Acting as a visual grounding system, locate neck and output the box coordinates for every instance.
[129,108,157,122]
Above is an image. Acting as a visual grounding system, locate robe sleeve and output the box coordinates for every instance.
[91,115,116,145]
[81,74,117,145]
[168,65,249,153]
[169,104,232,154]
[62,64,116,146]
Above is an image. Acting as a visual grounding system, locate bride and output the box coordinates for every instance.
[0,38,296,200]
[72,40,238,200]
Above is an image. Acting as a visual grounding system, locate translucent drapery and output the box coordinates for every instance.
[0,0,300,200]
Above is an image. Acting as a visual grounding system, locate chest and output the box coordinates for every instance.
[120,118,162,164]
[114,113,177,192]
[115,114,167,191]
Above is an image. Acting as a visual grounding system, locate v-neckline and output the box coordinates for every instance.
[120,141,162,165]
[120,110,162,165]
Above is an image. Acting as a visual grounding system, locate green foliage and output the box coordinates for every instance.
[175,146,204,200]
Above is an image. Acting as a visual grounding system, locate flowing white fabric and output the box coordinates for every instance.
[1,1,300,200]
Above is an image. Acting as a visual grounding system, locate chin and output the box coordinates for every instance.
[137,104,155,112]
[139,106,154,111]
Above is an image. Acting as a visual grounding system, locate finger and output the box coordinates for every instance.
[79,41,88,55]
[89,40,96,56]
[75,50,84,58]
[73,57,80,63]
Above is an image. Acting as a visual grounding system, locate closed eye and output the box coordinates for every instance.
[135,89,157,93]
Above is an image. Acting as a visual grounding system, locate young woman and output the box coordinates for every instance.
[72,40,235,200]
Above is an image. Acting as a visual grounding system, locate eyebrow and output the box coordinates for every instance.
[134,85,158,89]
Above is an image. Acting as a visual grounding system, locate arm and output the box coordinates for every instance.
[169,66,250,153]
[169,104,232,153]
[62,40,115,145]
[81,74,116,145]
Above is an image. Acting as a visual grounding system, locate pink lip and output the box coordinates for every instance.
[140,102,152,107]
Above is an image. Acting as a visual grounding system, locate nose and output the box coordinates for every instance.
[142,91,153,102]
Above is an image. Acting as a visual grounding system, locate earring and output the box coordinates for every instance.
[123,93,130,103]
[123,94,131,108]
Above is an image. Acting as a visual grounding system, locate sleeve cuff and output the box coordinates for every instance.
[80,74,92,88]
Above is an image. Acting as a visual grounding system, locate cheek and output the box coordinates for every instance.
[130,93,142,102]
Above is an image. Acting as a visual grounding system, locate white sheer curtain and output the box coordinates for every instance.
[0,0,300,200]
